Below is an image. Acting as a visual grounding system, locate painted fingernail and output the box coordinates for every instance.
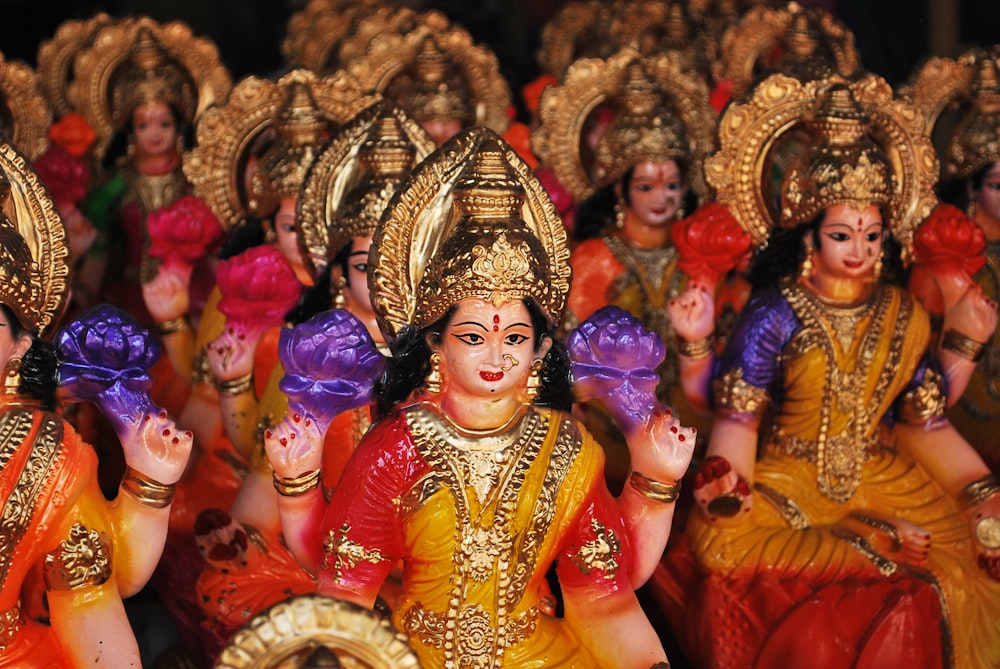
[265,430,273,439]
[279,438,287,446]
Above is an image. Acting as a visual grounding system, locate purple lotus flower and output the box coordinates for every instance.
[56,304,161,437]
[567,305,666,432]
[278,309,386,434]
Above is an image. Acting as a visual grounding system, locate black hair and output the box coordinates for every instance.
[373,299,573,418]
[1,305,57,410]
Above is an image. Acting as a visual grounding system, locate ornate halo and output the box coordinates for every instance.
[35,13,113,117]
[0,139,69,337]
[536,0,674,78]
[298,100,436,277]
[706,72,938,261]
[532,46,717,203]
[714,2,861,99]
[370,127,571,340]
[183,68,379,230]
[280,0,384,72]
[346,10,511,134]
[66,15,232,160]
[0,55,52,161]
[901,46,1000,181]
[214,595,421,669]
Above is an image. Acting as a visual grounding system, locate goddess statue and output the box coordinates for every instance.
[345,10,510,145]
[66,17,231,328]
[903,46,1000,473]
[191,101,437,655]
[264,127,696,668]
[532,47,740,484]
[658,72,1000,668]
[143,68,376,665]
[0,138,191,667]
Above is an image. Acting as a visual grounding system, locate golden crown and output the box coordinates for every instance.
[592,61,690,188]
[371,128,571,339]
[946,52,1000,180]
[249,81,327,217]
[298,101,436,277]
[111,27,196,131]
[780,86,894,228]
[0,141,69,336]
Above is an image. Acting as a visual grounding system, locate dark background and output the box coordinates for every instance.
[2,0,998,117]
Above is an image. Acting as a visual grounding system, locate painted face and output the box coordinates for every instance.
[0,309,30,385]
[975,161,1000,224]
[437,298,538,401]
[422,117,464,146]
[626,160,685,227]
[272,197,306,275]
[132,102,178,160]
[813,204,885,281]
[343,234,374,316]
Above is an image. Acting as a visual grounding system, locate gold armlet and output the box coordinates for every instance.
[155,315,191,337]
[44,523,112,591]
[274,469,321,497]
[121,465,175,508]
[629,470,681,504]
[941,329,986,362]
[214,372,254,396]
[961,474,1000,508]
[676,334,714,360]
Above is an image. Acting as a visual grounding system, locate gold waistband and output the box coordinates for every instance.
[402,602,538,659]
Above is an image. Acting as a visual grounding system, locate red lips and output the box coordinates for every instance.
[480,371,504,382]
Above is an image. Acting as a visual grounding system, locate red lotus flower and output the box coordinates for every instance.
[913,203,987,277]
[48,112,96,159]
[673,203,752,286]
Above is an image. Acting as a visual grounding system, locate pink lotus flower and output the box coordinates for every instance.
[146,195,225,273]
[216,245,302,340]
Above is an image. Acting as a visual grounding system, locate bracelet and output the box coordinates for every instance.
[676,334,713,360]
[155,315,191,337]
[214,372,254,396]
[121,465,175,508]
[273,469,321,497]
[629,470,681,504]
[961,474,1000,508]
[941,329,986,362]
[650,663,671,669]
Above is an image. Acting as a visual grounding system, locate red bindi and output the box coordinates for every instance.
[493,314,500,332]
[856,217,864,232]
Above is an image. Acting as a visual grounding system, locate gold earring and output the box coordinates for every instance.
[3,357,21,395]
[332,276,347,309]
[873,250,884,279]
[614,200,625,229]
[426,352,442,394]
[800,244,815,279]
[526,359,543,398]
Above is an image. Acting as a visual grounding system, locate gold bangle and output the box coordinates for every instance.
[941,329,986,362]
[214,372,254,396]
[121,465,175,508]
[961,474,1000,508]
[628,470,680,504]
[676,335,713,360]
[155,315,191,337]
[273,469,321,497]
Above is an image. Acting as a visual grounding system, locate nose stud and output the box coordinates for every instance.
[501,354,518,372]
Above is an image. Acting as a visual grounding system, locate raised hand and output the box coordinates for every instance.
[207,326,256,382]
[264,411,325,481]
[142,263,192,324]
[668,284,715,343]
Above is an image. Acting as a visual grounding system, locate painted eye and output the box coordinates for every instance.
[352,263,368,274]
[505,333,529,346]
[454,333,483,345]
